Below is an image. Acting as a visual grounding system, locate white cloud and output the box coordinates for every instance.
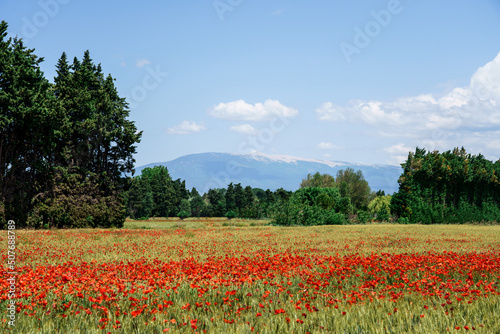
[384,143,412,155]
[386,155,408,166]
[316,102,346,121]
[470,52,500,101]
[318,52,500,130]
[384,144,413,165]
[318,52,500,160]
[208,99,298,121]
[136,59,151,68]
[167,121,205,135]
[230,124,258,135]
[437,87,470,109]
[318,142,340,150]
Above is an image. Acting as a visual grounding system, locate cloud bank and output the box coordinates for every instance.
[230,124,258,135]
[209,99,298,121]
[317,52,500,163]
[167,121,205,135]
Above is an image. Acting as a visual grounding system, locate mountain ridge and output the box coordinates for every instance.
[135,152,403,195]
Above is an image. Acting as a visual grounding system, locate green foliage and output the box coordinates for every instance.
[274,188,292,202]
[391,147,500,224]
[396,217,410,224]
[300,172,335,188]
[190,187,200,198]
[206,189,226,217]
[177,211,190,220]
[376,202,390,222]
[225,183,236,212]
[233,183,245,210]
[177,200,191,220]
[298,170,370,216]
[126,172,153,219]
[172,178,189,212]
[252,188,266,202]
[368,195,392,221]
[125,166,192,219]
[0,21,141,228]
[244,186,254,207]
[356,210,371,224]
[273,187,348,226]
[335,168,371,211]
[0,21,57,226]
[28,169,125,228]
[189,193,205,218]
[225,210,237,220]
[316,192,334,210]
[141,166,175,217]
[368,195,392,214]
[178,199,191,217]
[335,197,352,215]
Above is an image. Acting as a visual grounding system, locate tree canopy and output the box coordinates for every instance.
[335,168,371,211]
[0,21,141,228]
[300,169,371,212]
[390,147,500,224]
[300,172,335,188]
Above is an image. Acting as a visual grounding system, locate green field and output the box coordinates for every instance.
[1,220,499,333]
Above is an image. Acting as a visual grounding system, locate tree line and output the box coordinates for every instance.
[124,165,294,220]
[123,165,389,226]
[280,147,500,225]
[390,147,500,224]
[0,21,141,228]
[129,147,500,226]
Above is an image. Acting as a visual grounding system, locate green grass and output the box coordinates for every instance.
[124,217,271,229]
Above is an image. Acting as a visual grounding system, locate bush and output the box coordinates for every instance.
[272,188,348,226]
[357,210,371,224]
[28,175,125,229]
[397,217,410,224]
[177,210,190,220]
[225,210,237,220]
[376,203,390,222]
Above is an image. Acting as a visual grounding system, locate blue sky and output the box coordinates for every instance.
[2,0,500,167]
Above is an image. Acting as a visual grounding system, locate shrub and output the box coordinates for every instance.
[272,187,348,226]
[225,210,237,220]
[397,217,410,224]
[376,203,390,222]
[357,210,371,224]
[177,210,190,220]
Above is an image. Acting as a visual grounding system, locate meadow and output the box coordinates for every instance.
[1,219,499,333]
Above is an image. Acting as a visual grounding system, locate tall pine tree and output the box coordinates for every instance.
[30,50,142,228]
[1,20,142,228]
[0,21,57,226]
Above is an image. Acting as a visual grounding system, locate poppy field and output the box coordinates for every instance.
[1,220,500,333]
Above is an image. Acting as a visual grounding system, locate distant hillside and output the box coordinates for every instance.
[135,152,402,195]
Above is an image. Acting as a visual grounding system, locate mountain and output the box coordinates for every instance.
[135,152,403,195]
